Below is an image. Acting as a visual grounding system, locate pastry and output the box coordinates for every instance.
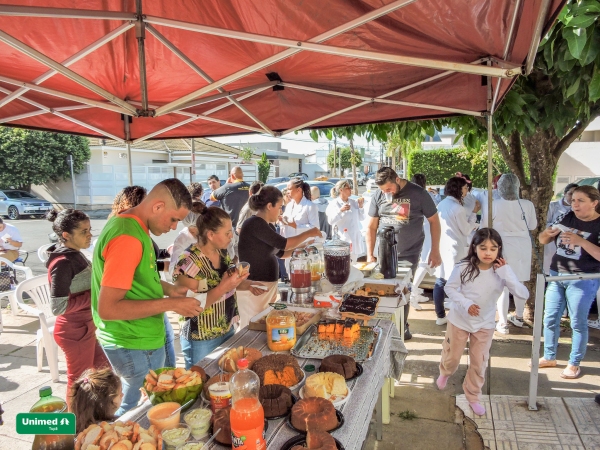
[259,384,293,418]
[304,372,347,400]
[218,346,262,372]
[291,397,338,432]
[252,354,303,388]
[319,355,357,380]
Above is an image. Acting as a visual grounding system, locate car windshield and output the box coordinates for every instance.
[3,190,36,199]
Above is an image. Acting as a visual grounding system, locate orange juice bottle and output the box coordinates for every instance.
[229,359,266,450]
[266,304,296,352]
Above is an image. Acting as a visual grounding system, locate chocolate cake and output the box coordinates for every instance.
[252,354,303,387]
[291,397,338,432]
[212,407,231,445]
[291,430,338,450]
[259,384,294,418]
[319,355,357,379]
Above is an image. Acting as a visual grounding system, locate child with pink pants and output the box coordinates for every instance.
[436,228,528,416]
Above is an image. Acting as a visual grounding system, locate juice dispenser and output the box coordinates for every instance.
[305,245,323,289]
[289,248,311,303]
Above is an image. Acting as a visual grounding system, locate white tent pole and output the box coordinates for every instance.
[54,112,125,142]
[282,101,370,135]
[0,110,46,123]
[135,0,149,112]
[0,75,132,114]
[124,118,133,185]
[0,5,134,20]
[525,0,553,75]
[528,273,546,410]
[177,81,279,110]
[0,22,134,110]
[190,138,195,184]
[487,63,493,227]
[0,29,138,115]
[151,0,422,116]
[146,24,274,135]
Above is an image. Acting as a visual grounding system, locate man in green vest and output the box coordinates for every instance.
[92,178,203,415]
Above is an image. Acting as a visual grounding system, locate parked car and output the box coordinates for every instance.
[326,178,354,189]
[347,174,367,186]
[266,177,291,185]
[288,172,309,180]
[0,190,53,219]
[274,181,336,198]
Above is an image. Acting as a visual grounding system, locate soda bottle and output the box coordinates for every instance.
[229,358,266,450]
[30,386,74,450]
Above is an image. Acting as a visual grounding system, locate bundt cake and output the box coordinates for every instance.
[259,384,294,418]
[252,354,303,388]
[218,346,262,372]
[212,407,231,445]
[305,372,347,399]
[291,397,338,432]
[291,430,338,450]
[319,355,357,379]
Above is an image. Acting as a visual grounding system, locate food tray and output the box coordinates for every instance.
[248,305,324,336]
[290,324,381,362]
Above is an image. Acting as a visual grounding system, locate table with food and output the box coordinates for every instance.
[75,226,408,450]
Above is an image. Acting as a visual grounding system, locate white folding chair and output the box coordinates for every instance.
[15,275,60,382]
[0,257,34,316]
[37,244,54,264]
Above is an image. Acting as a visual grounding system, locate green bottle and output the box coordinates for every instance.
[30,387,74,450]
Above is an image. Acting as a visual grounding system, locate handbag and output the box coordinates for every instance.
[0,265,16,291]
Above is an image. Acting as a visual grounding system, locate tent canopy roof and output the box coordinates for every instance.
[0,0,564,143]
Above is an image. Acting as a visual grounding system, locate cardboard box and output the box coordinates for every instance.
[358,283,402,308]
[248,305,323,336]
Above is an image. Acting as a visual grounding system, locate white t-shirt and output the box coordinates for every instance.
[445,263,529,333]
[0,223,22,250]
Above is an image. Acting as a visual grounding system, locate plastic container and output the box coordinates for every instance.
[184,408,212,439]
[176,442,205,450]
[147,402,182,431]
[266,304,296,352]
[208,381,231,413]
[162,424,191,450]
[229,359,266,450]
[30,386,73,450]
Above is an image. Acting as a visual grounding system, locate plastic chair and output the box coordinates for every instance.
[14,249,29,266]
[0,257,34,316]
[37,244,53,264]
[15,275,59,382]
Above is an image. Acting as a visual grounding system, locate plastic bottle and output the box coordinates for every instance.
[30,386,74,450]
[229,359,266,450]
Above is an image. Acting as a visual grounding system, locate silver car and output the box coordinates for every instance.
[0,190,53,219]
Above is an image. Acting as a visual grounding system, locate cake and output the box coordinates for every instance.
[218,346,262,372]
[319,355,357,379]
[252,354,304,388]
[291,430,338,450]
[304,372,348,400]
[212,407,231,445]
[259,384,294,418]
[202,372,233,397]
[291,397,338,432]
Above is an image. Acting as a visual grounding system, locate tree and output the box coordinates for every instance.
[257,152,271,183]
[326,146,363,173]
[309,0,600,318]
[0,127,91,191]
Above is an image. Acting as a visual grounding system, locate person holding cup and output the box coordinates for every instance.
[172,204,264,368]
[326,179,366,262]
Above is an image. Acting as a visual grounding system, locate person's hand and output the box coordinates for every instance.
[164,283,191,297]
[287,219,297,229]
[340,203,351,212]
[473,200,481,214]
[172,297,204,317]
[238,280,268,296]
[561,231,585,247]
[357,197,365,208]
[219,270,250,293]
[367,255,377,263]
[493,257,507,270]
[545,226,561,237]
[428,249,442,268]
[189,226,199,238]
[309,227,322,238]
[468,304,480,317]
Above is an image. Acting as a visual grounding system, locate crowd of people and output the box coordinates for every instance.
[32,164,600,425]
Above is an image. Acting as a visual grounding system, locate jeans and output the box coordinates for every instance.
[180,326,235,369]
[278,258,288,280]
[102,345,166,416]
[543,270,599,366]
[433,278,447,319]
[163,314,176,368]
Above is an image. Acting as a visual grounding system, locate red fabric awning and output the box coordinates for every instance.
[0,0,565,143]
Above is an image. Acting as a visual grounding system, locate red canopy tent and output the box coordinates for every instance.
[0,0,563,144]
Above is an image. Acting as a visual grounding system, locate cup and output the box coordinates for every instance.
[184,408,212,440]
[384,192,393,203]
[237,261,250,277]
[161,424,191,450]
[147,402,182,431]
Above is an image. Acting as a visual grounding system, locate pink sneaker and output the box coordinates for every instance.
[469,402,486,416]
[436,375,449,390]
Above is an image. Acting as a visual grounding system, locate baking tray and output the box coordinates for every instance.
[290,324,381,362]
[248,305,324,336]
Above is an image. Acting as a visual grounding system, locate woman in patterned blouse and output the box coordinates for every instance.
[173,204,265,368]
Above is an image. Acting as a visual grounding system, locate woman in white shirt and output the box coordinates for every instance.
[434,176,478,325]
[480,173,537,334]
[543,183,577,274]
[280,178,319,238]
[326,179,365,262]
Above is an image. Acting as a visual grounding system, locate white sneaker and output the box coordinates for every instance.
[414,293,430,303]
[496,323,509,334]
[588,319,600,330]
[410,299,423,311]
[436,317,448,326]
[507,313,524,328]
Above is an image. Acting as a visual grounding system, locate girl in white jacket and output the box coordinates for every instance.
[437,228,528,416]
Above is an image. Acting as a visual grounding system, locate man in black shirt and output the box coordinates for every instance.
[210,166,250,228]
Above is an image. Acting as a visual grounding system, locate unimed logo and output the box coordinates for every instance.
[16,413,76,435]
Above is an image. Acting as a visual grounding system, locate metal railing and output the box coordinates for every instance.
[528,272,600,410]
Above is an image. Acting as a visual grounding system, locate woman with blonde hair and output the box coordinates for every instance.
[326,179,365,261]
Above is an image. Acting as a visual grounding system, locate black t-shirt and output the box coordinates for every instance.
[550,211,600,274]
[238,216,287,282]
[212,181,250,227]
[368,180,437,256]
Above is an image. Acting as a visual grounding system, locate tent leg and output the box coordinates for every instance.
[528,274,545,410]
[486,64,493,228]
[136,0,149,112]
[124,117,132,185]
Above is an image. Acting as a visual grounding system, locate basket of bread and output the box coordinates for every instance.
[75,420,162,450]
[142,366,204,407]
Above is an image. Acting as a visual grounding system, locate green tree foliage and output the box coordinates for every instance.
[0,127,91,191]
[239,146,255,163]
[326,146,363,172]
[257,152,271,183]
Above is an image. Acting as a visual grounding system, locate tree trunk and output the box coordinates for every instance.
[349,139,359,196]
[333,137,337,177]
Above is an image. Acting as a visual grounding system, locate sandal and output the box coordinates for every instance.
[528,358,557,368]
[560,366,581,379]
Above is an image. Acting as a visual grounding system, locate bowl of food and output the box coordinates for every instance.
[184,408,212,439]
[147,402,183,431]
[143,367,203,408]
[162,424,191,449]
